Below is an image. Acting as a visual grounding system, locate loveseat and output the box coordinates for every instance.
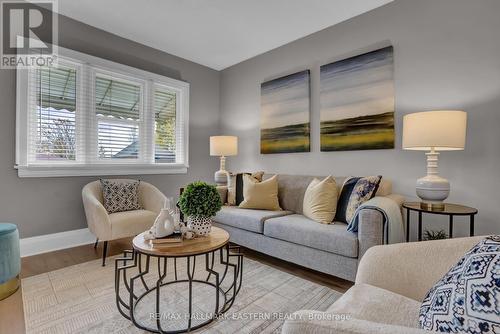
[213,174,404,281]
[282,236,484,333]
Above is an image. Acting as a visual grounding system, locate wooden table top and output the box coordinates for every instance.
[403,202,478,215]
[132,226,230,257]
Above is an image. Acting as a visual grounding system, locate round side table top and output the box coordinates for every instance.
[403,202,478,215]
[133,226,230,257]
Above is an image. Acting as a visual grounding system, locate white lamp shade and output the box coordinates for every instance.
[402,110,467,151]
[210,136,238,156]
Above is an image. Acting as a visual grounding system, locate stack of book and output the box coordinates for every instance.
[150,232,183,246]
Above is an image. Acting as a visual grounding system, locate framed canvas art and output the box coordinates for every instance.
[320,46,395,151]
[260,70,310,154]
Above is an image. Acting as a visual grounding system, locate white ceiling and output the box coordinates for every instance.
[58,0,393,70]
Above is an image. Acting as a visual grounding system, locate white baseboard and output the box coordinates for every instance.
[20,228,95,257]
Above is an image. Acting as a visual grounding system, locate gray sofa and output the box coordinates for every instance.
[213,174,404,281]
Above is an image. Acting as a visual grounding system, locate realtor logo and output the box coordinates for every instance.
[1,0,58,68]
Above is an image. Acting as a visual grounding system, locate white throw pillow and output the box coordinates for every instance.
[303,176,337,224]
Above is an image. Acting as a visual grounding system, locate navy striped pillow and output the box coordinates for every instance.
[335,176,382,224]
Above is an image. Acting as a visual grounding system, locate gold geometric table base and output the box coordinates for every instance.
[0,276,20,301]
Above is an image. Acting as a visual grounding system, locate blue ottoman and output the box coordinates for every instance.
[0,223,20,300]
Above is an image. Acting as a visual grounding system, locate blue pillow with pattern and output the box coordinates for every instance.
[335,175,382,224]
[419,235,500,333]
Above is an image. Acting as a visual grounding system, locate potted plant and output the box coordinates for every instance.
[424,229,448,240]
[178,181,222,236]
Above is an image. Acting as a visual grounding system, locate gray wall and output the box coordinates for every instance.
[2,0,499,240]
[0,14,220,238]
[220,0,500,238]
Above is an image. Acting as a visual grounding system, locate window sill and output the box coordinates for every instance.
[15,164,188,178]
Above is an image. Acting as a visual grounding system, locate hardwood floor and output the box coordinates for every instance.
[0,238,353,334]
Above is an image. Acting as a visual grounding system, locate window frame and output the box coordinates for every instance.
[16,46,189,177]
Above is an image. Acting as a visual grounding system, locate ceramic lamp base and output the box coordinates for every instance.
[214,170,228,185]
[214,155,229,185]
[416,174,450,211]
[420,201,445,211]
[414,149,450,212]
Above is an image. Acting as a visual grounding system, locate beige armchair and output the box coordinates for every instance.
[282,236,485,334]
[82,180,166,266]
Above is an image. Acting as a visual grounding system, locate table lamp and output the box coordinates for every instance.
[402,110,467,210]
[210,136,238,185]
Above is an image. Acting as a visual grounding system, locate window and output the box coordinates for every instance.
[154,86,177,162]
[95,74,143,160]
[16,47,189,177]
[34,65,77,162]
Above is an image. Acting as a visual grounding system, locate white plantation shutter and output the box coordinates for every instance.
[93,73,144,161]
[27,60,82,164]
[155,83,188,165]
[16,47,189,177]
[154,86,177,163]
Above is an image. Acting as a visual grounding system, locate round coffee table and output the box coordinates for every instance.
[114,226,243,333]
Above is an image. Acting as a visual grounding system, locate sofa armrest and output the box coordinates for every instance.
[357,207,384,259]
[384,193,405,207]
[82,187,112,240]
[355,236,485,301]
[140,182,166,214]
[356,194,405,259]
[282,310,427,334]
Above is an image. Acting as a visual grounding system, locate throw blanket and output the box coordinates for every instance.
[347,196,405,244]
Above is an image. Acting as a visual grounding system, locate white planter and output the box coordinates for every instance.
[187,216,212,236]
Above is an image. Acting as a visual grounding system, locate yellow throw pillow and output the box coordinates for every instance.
[227,171,264,205]
[239,174,281,211]
[303,176,337,224]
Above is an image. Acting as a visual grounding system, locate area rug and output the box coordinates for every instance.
[22,252,341,334]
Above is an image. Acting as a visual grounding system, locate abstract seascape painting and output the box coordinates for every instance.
[260,70,310,154]
[320,46,394,151]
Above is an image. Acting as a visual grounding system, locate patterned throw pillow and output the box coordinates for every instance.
[100,179,143,213]
[227,171,264,206]
[419,236,500,333]
[335,176,382,223]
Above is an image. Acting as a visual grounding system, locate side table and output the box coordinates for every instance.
[403,202,478,242]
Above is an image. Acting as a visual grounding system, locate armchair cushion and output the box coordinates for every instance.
[282,312,428,334]
[327,283,421,327]
[356,236,485,301]
[109,209,157,240]
[100,179,142,213]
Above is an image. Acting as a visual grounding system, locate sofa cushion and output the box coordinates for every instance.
[214,206,293,234]
[263,214,358,258]
[109,209,157,239]
[327,283,421,328]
